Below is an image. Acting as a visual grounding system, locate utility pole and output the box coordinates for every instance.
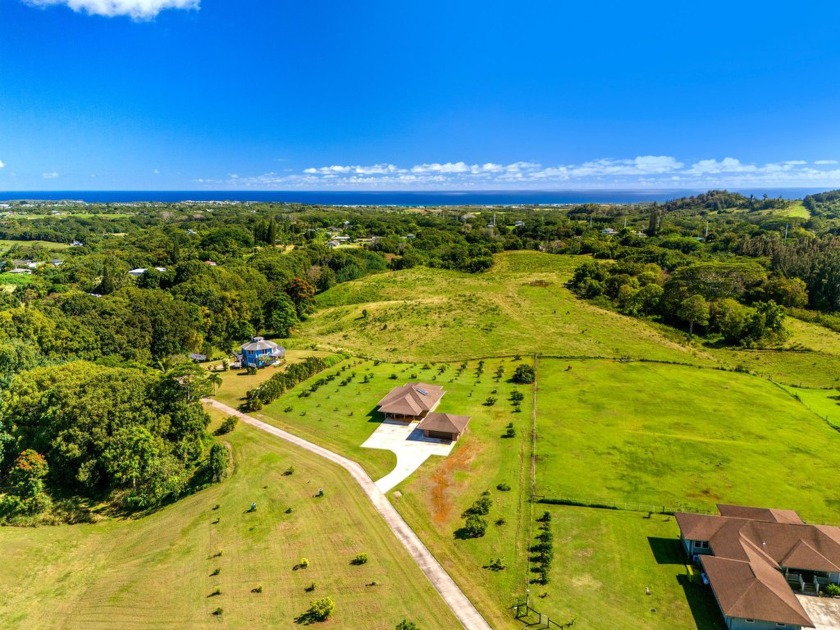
[784,223,789,244]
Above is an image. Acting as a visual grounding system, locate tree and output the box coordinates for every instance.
[284,277,316,317]
[207,442,229,482]
[8,449,49,499]
[512,364,535,384]
[710,298,748,344]
[396,621,420,630]
[678,294,710,335]
[264,292,299,337]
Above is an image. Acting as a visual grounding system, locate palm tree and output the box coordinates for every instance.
[208,371,223,396]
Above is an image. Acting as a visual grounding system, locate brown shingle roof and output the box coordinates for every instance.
[377,383,445,417]
[717,504,804,524]
[416,413,470,435]
[677,506,840,627]
[700,550,814,627]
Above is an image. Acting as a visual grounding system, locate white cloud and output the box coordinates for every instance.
[42,171,60,179]
[210,155,840,190]
[815,160,838,165]
[153,168,160,174]
[23,0,199,20]
[0,160,5,169]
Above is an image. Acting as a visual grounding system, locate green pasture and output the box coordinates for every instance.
[298,251,711,365]
[535,359,840,522]
[0,413,457,630]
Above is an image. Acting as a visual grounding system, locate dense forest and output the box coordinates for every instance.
[1,190,839,522]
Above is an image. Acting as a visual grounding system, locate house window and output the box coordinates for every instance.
[745,621,754,624]
[694,541,709,549]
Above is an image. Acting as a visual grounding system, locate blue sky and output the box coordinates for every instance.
[1,0,840,190]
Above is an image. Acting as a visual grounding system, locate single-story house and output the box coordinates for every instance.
[240,336,285,368]
[416,412,471,441]
[676,504,840,629]
[377,382,445,423]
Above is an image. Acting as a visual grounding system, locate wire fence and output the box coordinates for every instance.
[532,495,716,516]
[512,599,575,629]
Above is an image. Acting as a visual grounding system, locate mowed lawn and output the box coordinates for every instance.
[532,506,725,630]
[298,251,711,365]
[231,355,536,628]
[389,359,534,629]
[0,413,458,630]
[535,359,840,522]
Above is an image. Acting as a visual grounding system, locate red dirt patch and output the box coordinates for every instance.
[429,442,480,525]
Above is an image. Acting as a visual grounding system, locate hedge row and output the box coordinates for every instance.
[244,356,338,410]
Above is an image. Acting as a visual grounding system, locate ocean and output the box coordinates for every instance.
[0,188,829,206]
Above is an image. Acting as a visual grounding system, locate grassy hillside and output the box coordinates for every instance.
[298,251,713,364]
[0,414,458,630]
[535,359,840,522]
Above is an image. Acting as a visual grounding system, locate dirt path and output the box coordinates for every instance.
[204,399,491,630]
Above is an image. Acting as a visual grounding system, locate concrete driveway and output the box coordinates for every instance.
[797,595,840,629]
[362,420,455,492]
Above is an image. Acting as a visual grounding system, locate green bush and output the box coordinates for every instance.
[512,364,535,384]
[215,416,238,435]
[826,583,840,597]
[351,553,369,565]
[496,483,511,491]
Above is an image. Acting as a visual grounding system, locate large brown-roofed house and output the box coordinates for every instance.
[676,504,840,629]
[416,413,471,441]
[377,382,445,423]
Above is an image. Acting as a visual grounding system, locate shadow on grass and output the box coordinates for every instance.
[676,575,727,630]
[648,537,686,565]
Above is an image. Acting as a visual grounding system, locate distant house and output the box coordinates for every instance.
[601,228,617,236]
[70,240,84,247]
[333,235,350,242]
[204,260,218,267]
[514,220,525,227]
[7,268,32,275]
[129,267,166,276]
[417,412,471,441]
[240,336,285,368]
[327,240,340,248]
[189,353,207,362]
[676,504,840,629]
[377,382,445,423]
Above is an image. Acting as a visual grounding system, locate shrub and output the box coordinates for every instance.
[510,391,525,402]
[389,373,398,380]
[215,416,238,435]
[251,585,263,593]
[212,607,223,616]
[396,621,420,630]
[512,364,535,384]
[826,583,840,597]
[305,582,317,592]
[495,517,506,526]
[210,567,220,576]
[460,514,487,538]
[503,423,516,438]
[295,557,309,570]
[299,597,335,622]
[496,483,511,491]
[283,465,295,476]
[462,495,493,517]
[209,588,221,596]
[351,553,369,565]
[483,396,497,406]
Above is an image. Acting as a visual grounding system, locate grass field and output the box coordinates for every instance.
[535,359,840,522]
[528,506,724,629]
[0,412,458,629]
[218,355,535,627]
[298,251,713,365]
[0,238,70,253]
